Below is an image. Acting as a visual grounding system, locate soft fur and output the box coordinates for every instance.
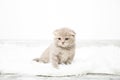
[33,28,76,68]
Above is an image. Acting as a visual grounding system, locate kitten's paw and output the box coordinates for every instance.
[64,61,71,65]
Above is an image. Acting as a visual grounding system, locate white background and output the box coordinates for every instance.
[0,0,120,40]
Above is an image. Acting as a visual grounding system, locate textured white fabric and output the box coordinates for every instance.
[0,44,120,76]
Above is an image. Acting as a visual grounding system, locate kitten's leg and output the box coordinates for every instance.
[65,53,75,65]
[51,55,59,68]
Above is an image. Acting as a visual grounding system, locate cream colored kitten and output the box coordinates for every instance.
[33,28,76,68]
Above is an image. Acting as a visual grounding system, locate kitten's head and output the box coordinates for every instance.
[53,28,76,48]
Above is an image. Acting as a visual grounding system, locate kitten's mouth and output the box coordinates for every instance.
[61,43,67,47]
[58,44,74,50]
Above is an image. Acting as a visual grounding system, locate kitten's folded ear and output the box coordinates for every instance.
[70,30,76,37]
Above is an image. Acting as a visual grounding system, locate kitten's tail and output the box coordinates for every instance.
[33,58,49,63]
[33,58,40,62]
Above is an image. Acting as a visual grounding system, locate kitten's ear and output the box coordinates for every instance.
[70,30,76,37]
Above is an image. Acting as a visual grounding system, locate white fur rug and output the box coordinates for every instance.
[0,44,120,76]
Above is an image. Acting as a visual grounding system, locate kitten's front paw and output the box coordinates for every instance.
[33,58,40,62]
[64,61,72,65]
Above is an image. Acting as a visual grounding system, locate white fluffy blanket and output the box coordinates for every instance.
[0,44,120,76]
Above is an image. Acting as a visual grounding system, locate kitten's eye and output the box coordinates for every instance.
[58,38,61,40]
[65,38,69,40]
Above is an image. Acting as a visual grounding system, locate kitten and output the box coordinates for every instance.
[33,28,76,68]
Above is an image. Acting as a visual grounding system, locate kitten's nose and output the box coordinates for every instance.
[62,42,64,44]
